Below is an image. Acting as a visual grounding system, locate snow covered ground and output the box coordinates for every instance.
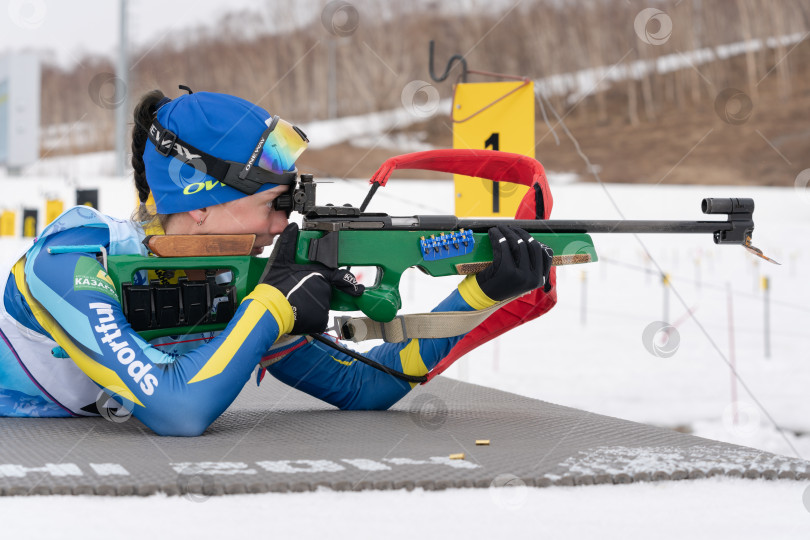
[0,161,808,537]
[3,479,810,540]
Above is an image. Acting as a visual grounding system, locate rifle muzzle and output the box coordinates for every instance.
[702,198,754,215]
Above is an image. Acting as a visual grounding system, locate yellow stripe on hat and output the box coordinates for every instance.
[12,258,144,408]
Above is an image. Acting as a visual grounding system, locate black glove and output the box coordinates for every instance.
[475,225,553,301]
[262,223,364,334]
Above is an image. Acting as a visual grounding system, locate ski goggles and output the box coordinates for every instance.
[148,115,309,197]
[255,115,309,175]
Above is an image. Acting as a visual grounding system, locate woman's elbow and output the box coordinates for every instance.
[134,402,217,437]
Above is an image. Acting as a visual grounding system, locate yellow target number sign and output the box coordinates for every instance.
[0,211,15,237]
[453,80,534,217]
[46,200,64,225]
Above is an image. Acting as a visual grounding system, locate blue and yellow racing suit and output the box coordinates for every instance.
[0,206,495,436]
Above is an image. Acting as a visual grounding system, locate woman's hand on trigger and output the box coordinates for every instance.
[475,225,553,301]
[262,223,364,334]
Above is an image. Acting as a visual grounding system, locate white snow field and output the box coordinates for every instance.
[2,479,810,540]
[0,165,808,537]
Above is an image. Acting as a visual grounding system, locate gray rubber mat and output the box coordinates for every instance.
[1,376,808,496]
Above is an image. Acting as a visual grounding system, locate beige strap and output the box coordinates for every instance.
[333,254,587,343]
[334,296,517,343]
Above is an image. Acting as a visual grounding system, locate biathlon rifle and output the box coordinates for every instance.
[105,150,775,343]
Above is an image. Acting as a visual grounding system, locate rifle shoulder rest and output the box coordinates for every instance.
[144,234,256,257]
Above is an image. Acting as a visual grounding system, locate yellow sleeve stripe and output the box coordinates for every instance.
[458,275,498,310]
[12,259,144,407]
[243,284,294,337]
[399,339,429,389]
[187,300,266,384]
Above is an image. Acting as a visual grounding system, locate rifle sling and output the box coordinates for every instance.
[333,295,518,344]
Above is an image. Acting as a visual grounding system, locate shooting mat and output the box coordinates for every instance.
[1,376,808,496]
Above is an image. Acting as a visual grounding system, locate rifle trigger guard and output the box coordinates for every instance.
[307,231,339,269]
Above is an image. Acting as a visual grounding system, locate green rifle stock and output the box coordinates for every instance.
[105,228,596,341]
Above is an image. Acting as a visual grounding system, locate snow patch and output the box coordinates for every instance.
[303,101,450,150]
[535,32,807,104]
[546,445,810,480]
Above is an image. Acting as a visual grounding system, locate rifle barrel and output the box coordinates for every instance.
[454,219,735,235]
[302,215,751,244]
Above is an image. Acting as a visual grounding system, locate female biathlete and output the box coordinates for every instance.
[0,90,552,436]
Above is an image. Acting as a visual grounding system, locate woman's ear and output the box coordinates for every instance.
[188,207,209,227]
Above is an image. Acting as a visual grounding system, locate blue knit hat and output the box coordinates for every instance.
[144,92,292,214]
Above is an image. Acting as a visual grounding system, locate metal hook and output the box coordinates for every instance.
[429,40,467,83]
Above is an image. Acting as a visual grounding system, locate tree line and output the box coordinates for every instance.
[40,0,810,155]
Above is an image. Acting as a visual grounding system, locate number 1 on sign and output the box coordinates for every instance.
[484,132,500,212]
